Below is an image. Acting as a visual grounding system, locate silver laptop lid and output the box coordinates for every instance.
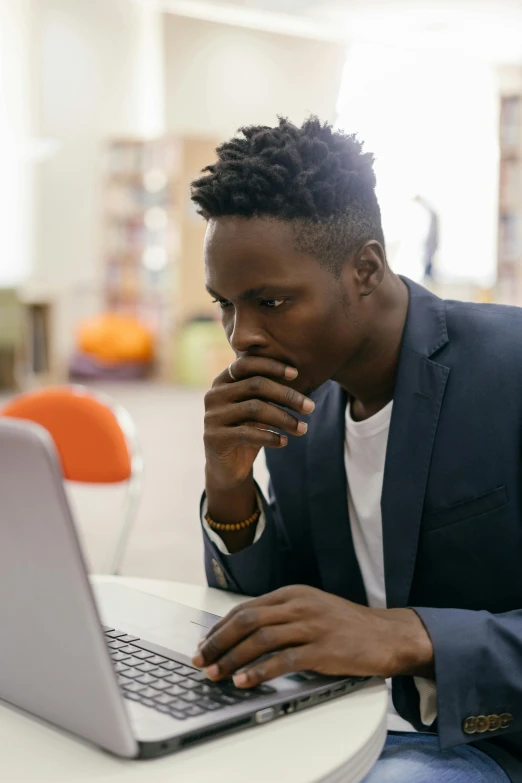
[0,418,137,758]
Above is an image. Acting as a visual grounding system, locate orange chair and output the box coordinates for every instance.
[0,385,143,574]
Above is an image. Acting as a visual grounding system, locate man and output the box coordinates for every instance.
[189,117,522,781]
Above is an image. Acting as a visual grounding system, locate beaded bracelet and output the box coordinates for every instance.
[205,507,261,533]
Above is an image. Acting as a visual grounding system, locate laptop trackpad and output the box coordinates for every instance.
[93,582,220,658]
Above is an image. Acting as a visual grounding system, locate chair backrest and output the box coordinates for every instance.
[1,386,133,484]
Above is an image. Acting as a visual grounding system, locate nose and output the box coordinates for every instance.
[229,307,269,355]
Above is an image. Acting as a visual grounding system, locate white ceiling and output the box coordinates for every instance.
[155,0,522,62]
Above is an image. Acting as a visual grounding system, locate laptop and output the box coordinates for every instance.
[0,418,367,759]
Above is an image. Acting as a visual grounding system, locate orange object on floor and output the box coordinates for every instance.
[78,313,154,364]
[1,385,143,573]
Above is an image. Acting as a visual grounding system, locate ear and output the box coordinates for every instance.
[352,241,386,296]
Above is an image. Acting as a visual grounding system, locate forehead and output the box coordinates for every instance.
[204,216,321,293]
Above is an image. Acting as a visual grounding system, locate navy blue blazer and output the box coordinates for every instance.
[202,278,522,780]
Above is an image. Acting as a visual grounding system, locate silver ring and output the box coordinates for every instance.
[228,363,238,382]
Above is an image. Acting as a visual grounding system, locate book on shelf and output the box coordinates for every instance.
[101,138,180,375]
[499,159,522,210]
[500,96,522,155]
[498,90,522,302]
[499,212,521,263]
[106,139,180,177]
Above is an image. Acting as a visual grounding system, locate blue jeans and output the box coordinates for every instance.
[362,733,510,782]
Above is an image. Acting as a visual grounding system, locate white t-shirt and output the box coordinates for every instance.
[204,400,436,731]
[346,400,422,732]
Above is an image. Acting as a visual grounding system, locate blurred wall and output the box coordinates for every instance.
[30,0,165,365]
[162,15,346,355]
[497,65,522,93]
[26,6,345,367]
[0,0,35,286]
[163,15,346,137]
[338,46,500,288]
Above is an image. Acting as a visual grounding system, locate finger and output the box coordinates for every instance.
[195,604,292,668]
[206,376,314,418]
[204,415,289,451]
[197,587,297,648]
[229,424,289,449]
[214,356,298,387]
[232,646,309,688]
[229,376,315,416]
[221,400,308,437]
[203,623,306,682]
[194,587,291,666]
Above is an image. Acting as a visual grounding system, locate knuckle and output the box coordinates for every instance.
[203,635,221,660]
[291,599,309,617]
[236,608,257,633]
[246,399,262,418]
[203,422,218,441]
[282,411,298,430]
[203,409,215,427]
[282,648,298,670]
[218,651,236,674]
[204,388,219,408]
[255,627,273,648]
[236,426,252,445]
[203,417,222,440]
[227,606,242,622]
[203,433,221,453]
[246,667,260,684]
[248,376,265,395]
[277,585,296,599]
[283,387,300,407]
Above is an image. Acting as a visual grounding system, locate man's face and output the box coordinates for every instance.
[204,216,369,395]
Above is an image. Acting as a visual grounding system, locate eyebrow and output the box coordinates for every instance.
[206,285,280,301]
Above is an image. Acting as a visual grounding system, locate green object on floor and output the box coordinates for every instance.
[176,318,232,387]
[0,288,22,348]
[0,288,23,389]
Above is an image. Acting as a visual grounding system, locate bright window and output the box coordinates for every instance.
[336,44,499,286]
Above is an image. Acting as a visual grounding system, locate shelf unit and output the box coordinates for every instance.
[102,137,181,377]
[101,135,229,381]
[497,94,522,304]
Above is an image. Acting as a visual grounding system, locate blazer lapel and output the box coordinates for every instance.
[306,382,367,605]
[382,279,450,608]
[305,279,450,610]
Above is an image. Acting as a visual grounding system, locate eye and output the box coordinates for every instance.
[212,298,232,310]
[261,299,285,308]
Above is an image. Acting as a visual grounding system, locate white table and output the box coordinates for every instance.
[0,576,387,783]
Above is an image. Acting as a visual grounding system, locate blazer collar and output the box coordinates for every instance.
[381,278,450,607]
[399,276,449,358]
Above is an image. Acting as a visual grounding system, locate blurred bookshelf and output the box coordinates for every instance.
[101,135,231,384]
[103,137,180,379]
[498,94,522,304]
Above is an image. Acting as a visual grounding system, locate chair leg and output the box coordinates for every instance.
[105,478,141,575]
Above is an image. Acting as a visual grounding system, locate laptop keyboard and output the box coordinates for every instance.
[103,626,276,721]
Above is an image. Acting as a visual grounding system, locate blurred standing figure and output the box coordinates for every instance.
[413,194,439,279]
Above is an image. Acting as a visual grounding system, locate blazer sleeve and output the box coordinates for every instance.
[409,606,522,749]
[201,481,297,596]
